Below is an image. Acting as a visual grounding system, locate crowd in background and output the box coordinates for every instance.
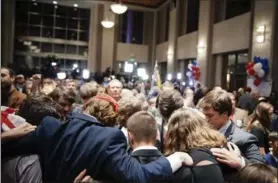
[1,66,278,183]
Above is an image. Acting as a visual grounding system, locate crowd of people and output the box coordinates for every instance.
[1,66,278,183]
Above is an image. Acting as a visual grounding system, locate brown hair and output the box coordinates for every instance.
[199,89,232,116]
[83,94,118,127]
[117,96,143,127]
[127,111,157,144]
[237,164,277,183]
[48,86,76,104]
[247,102,272,132]
[157,90,184,120]
[164,108,227,156]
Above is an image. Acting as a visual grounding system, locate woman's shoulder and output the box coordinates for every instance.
[189,148,217,165]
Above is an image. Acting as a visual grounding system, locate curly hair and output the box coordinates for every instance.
[164,108,227,156]
[83,94,118,127]
[117,96,143,127]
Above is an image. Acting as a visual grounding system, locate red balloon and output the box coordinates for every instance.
[254,78,261,86]
[196,71,201,76]
[246,62,255,70]
[195,67,200,71]
[248,68,255,76]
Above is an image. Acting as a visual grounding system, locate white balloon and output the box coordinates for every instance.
[257,69,265,78]
[253,63,262,72]
[186,71,192,77]
[188,63,193,71]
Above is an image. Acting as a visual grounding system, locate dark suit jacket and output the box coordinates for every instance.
[2,113,172,183]
[224,122,265,164]
[264,154,278,168]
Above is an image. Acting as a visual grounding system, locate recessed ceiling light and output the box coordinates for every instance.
[74,4,78,7]
[32,0,36,1]
[53,1,57,4]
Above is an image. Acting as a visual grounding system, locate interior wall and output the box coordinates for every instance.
[155,41,169,62]
[116,43,148,63]
[177,31,198,59]
[212,12,251,54]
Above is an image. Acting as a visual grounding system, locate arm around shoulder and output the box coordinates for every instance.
[103,129,173,182]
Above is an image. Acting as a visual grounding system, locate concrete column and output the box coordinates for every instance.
[196,0,214,87]
[167,4,180,74]
[88,4,103,73]
[214,55,223,86]
[2,0,15,67]
[251,0,277,91]
[100,4,117,72]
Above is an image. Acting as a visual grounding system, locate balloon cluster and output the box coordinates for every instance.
[186,60,201,80]
[246,56,269,86]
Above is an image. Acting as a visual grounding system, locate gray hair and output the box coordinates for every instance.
[80,81,98,100]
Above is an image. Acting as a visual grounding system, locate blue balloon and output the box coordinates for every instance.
[192,60,197,66]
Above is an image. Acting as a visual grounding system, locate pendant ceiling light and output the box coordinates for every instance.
[110,1,128,14]
[101,19,115,28]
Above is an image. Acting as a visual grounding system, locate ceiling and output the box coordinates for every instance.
[106,0,168,8]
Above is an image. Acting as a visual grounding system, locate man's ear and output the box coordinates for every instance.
[128,132,134,144]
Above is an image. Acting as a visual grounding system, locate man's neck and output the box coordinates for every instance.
[131,142,156,151]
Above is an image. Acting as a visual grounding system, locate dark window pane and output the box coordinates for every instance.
[65,59,77,70]
[16,1,28,13]
[42,28,53,38]
[80,19,89,30]
[43,15,54,27]
[41,43,53,52]
[186,0,199,33]
[43,4,54,15]
[78,46,88,56]
[67,19,78,29]
[14,39,28,51]
[54,44,65,53]
[78,60,88,69]
[28,26,41,36]
[67,30,78,40]
[30,14,42,25]
[56,6,68,17]
[226,0,251,19]
[30,2,43,13]
[66,45,77,54]
[68,8,79,18]
[15,24,28,36]
[54,29,66,39]
[55,17,67,28]
[79,9,90,18]
[16,13,28,24]
[79,31,89,41]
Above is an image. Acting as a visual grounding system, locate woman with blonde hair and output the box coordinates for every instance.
[83,94,119,127]
[164,108,227,183]
[247,102,273,155]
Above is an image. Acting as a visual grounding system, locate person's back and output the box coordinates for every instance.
[2,112,175,183]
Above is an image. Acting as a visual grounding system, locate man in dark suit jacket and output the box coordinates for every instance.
[199,90,264,166]
[127,111,163,164]
[2,112,191,183]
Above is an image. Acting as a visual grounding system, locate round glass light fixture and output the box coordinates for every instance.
[101,20,115,28]
[57,72,66,80]
[110,3,128,14]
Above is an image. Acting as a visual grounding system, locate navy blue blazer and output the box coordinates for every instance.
[265,154,278,168]
[2,113,172,183]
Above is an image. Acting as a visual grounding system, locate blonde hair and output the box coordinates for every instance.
[80,82,98,101]
[83,94,118,127]
[117,96,143,127]
[164,108,227,155]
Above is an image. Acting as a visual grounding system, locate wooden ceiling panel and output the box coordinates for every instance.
[110,0,167,8]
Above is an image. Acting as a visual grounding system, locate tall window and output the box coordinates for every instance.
[156,6,169,44]
[225,0,251,20]
[14,1,90,71]
[186,0,199,33]
[118,10,144,44]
